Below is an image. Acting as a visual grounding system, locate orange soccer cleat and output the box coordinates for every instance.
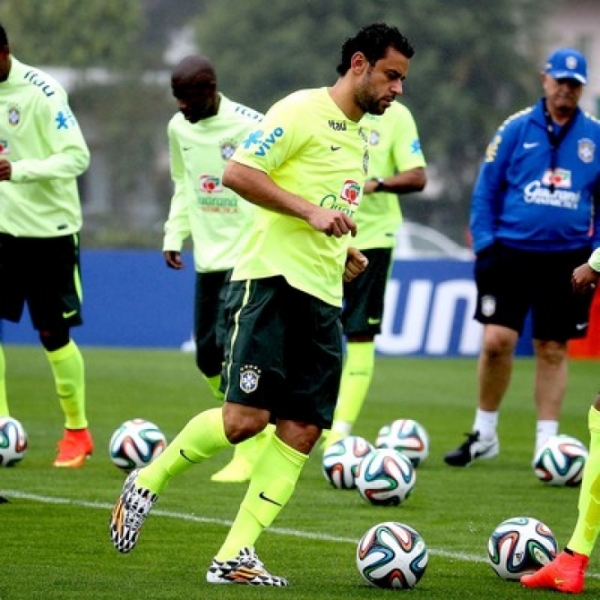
[521,550,589,594]
[53,428,94,468]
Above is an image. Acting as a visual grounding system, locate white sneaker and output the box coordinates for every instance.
[109,469,158,553]
[206,547,288,586]
[444,431,499,467]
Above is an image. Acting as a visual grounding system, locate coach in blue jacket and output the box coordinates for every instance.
[445,47,600,468]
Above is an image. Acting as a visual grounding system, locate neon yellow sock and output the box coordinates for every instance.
[231,423,275,466]
[137,407,232,494]
[216,434,307,561]
[0,345,8,417]
[331,341,375,429]
[204,374,224,400]
[46,341,87,429]
[568,406,600,556]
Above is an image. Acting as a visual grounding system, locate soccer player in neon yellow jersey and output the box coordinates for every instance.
[110,23,416,586]
[324,99,427,448]
[0,24,92,467]
[521,250,600,594]
[163,55,273,483]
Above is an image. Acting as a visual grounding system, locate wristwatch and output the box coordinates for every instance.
[372,177,385,192]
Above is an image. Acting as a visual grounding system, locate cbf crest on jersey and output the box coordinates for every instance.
[8,106,20,126]
[240,364,261,394]
[578,138,595,164]
[220,140,237,161]
[369,129,381,146]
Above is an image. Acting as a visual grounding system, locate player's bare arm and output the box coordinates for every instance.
[223,160,357,238]
[343,247,369,283]
[0,159,11,181]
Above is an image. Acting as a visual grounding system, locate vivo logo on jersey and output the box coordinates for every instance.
[375,262,482,356]
[243,127,284,156]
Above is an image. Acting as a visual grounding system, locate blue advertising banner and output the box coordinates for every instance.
[0,250,533,356]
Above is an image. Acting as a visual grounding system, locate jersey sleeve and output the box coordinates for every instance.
[230,95,309,173]
[470,122,517,253]
[10,91,90,183]
[163,121,191,251]
[390,106,426,171]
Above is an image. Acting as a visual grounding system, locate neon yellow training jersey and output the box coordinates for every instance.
[163,94,263,272]
[357,101,426,250]
[230,87,369,308]
[0,57,90,238]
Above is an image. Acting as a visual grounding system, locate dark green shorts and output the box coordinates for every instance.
[342,247,392,336]
[222,276,343,428]
[194,269,231,378]
[0,233,82,330]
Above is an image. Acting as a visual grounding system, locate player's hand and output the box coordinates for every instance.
[344,247,368,283]
[572,262,598,294]
[164,250,184,270]
[0,159,12,181]
[308,207,357,238]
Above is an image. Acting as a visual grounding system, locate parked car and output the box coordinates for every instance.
[394,221,473,260]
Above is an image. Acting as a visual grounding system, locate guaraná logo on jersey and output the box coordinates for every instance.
[341,180,361,205]
[198,175,222,194]
[0,140,9,154]
[541,168,571,189]
[242,127,284,157]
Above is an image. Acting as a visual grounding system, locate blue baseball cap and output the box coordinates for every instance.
[544,48,587,84]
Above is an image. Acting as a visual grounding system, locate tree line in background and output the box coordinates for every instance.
[0,0,554,247]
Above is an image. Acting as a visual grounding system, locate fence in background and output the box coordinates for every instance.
[0,250,541,357]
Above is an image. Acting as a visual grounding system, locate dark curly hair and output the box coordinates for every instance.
[336,23,414,76]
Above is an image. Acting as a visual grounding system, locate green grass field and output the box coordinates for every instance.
[1,345,599,599]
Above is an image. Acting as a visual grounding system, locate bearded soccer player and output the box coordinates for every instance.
[109,23,415,586]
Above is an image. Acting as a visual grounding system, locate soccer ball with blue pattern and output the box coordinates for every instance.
[533,434,588,486]
[375,418,430,467]
[322,435,374,489]
[488,516,557,580]
[355,447,416,506]
[0,416,28,467]
[356,521,429,589]
[109,418,167,471]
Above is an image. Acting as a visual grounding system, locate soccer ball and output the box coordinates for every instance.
[375,418,430,467]
[0,417,28,467]
[322,435,374,489]
[109,418,167,471]
[533,435,588,486]
[355,447,416,506]
[487,516,558,581]
[356,521,429,589]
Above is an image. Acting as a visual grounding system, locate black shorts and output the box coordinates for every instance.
[194,269,231,377]
[0,233,83,330]
[222,276,343,428]
[474,242,594,341]
[342,248,392,337]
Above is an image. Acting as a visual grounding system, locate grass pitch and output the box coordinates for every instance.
[0,345,598,599]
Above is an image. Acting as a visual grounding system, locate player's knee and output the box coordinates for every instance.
[39,329,70,352]
[223,403,269,443]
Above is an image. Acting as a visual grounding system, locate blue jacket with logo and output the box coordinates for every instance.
[470,98,600,254]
